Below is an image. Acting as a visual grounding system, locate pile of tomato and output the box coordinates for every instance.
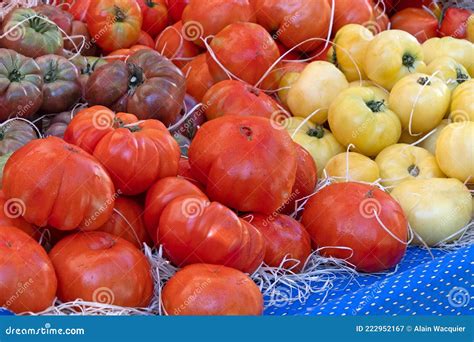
[0,0,473,316]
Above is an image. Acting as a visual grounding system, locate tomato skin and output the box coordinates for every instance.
[177,157,204,188]
[144,177,206,244]
[50,232,153,307]
[0,191,39,239]
[162,264,263,315]
[167,0,190,22]
[87,0,143,52]
[247,214,311,272]
[422,37,474,76]
[202,80,281,121]
[439,8,472,39]
[324,152,380,183]
[68,0,91,21]
[302,182,408,272]
[137,31,155,47]
[333,0,374,33]
[137,0,169,37]
[159,196,265,273]
[106,45,152,62]
[207,22,281,90]
[189,116,297,214]
[3,137,115,231]
[64,106,180,195]
[0,227,57,313]
[391,8,439,43]
[426,56,470,91]
[181,54,216,102]
[450,79,474,122]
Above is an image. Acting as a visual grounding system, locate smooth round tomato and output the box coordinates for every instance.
[247,213,311,272]
[159,195,265,273]
[328,86,401,157]
[333,0,374,33]
[426,56,470,91]
[50,231,153,307]
[287,61,349,124]
[144,177,206,244]
[389,73,450,134]
[390,8,438,43]
[182,0,255,46]
[136,31,155,47]
[364,30,426,90]
[106,45,152,62]
[137,0,168,37]
[436,121,474,184]
[162,263,263,315]
[302,182,408,272]
[87,0,142,52]
[189,116,297,214]
[0,191,39,239]
[181,54,215,101]
[3,137,115,231]
[207,22,281,90]
[253,0,331,52]
[167,0,190,22]
[450,79,474,122]
[278,71,301,109]
[419,119,450,155]
[376,143,445,189]
[391,178,472,246]
[0,227,57,313]
[264,61,307,96]
[64,106,180,195]
[97,196,151,248]
[468,14,474,43]
[439,8,472,39]
[324,152,380,183]
[202,80,281,121]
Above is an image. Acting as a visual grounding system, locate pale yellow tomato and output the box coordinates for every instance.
[376,143,445,189]
[283,117,344,177]
[323,152,380,183]
[283,116,313,135]
[278,71,300,108]
[436,121,474,183]
[422,37,474,76]
[389,73,451,134]
[348,80,389,101]
[419,119,450,155]
[364,30,426,90]
[328,86,401,157]
[450,79,474,122]
[287,61,349,124]
[332,24,373,82]
[391,178,472,246]
[426,56,471,91]
[468,15,474,43]
[398,129,423,144]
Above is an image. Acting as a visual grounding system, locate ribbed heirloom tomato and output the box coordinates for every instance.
[188,116,297,214]
[332,0,374,33]
[0,191,39,239]
[64,106,180,195]
[181,54,216,102]
[137,0,168,37]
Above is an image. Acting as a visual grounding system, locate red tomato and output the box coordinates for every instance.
[302,182,408,272]
[207,22,281,90]
[309,44,332,61]
[167,0,190,22]
[154,21,201,68]
[276,41,301,61]
[202,80,282,121]
[3,137,115,231]
[279,144,317,215]
[182,0,255,46]
[162,264,263,315]
[391,8,439,43]
[87,0,143,52]
[253,0,331,52]
[97,196,151,248]
[137,0,169,37]
[188,116,297,213]
[333,0,374,33]
[144,177,206,244]
[137,30,155,47]
[106,44,152,62]
[247,213,311,272]
[0,190,40,239]
[67,0,91,21]
[50,232,153,307]
[0,227,57,313]
[177,157,204,188]
[158,195,265,273]
[439,8,472,39]
[64,106,180,195]
[181,54,216,101]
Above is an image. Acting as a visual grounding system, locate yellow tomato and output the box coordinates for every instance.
[391,178,472,246]
[436,121,474,184]
[332,24,373,82]
[398,129,422,144]
[422,37,474,77]
[283,116,312,135]
[450,79,474,122]
[364,30,426,90]
[323,152,380,183]
[328,86,401,157]
[426,56,471,91]
[389,73,451,134]
[283,117,344,177]
[348,80,389,101]
[278,71,300,108]
[375,143,445,189]
[468,15,474,43]
[287,61,349,124]
[419,119,450,155]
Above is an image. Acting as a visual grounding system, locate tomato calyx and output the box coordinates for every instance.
[417,76,431,86]
[113,5,127,23]
[402,53,416,70]
[27,14,56,34]
[366,100,385,113]
[44,60,59,84]
[330,48,338,68]
[127,63,145,92]
[8,68,24,82]
[456,68,469,84]
[145,0,157,8]
[407,164,420,177]
[307,126,325,139]
[81,59,102,76]
[365,189,374,199]
[239,126,253,141]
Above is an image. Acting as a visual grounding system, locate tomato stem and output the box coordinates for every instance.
[366,100,385,113]
[407,164,420,177]
[239,126,253,141]
[402,53,415,70]
[417,76,431,86]
[114,6,126,22]
[456,68,468,84]
[28,15,55,34]
[8,68,24,82]
[127,63,145,91]
[145,0,157,7]
[307,126,325,139]
[44,60,59,83]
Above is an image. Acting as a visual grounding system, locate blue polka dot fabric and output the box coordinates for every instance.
[265,245,473,316]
